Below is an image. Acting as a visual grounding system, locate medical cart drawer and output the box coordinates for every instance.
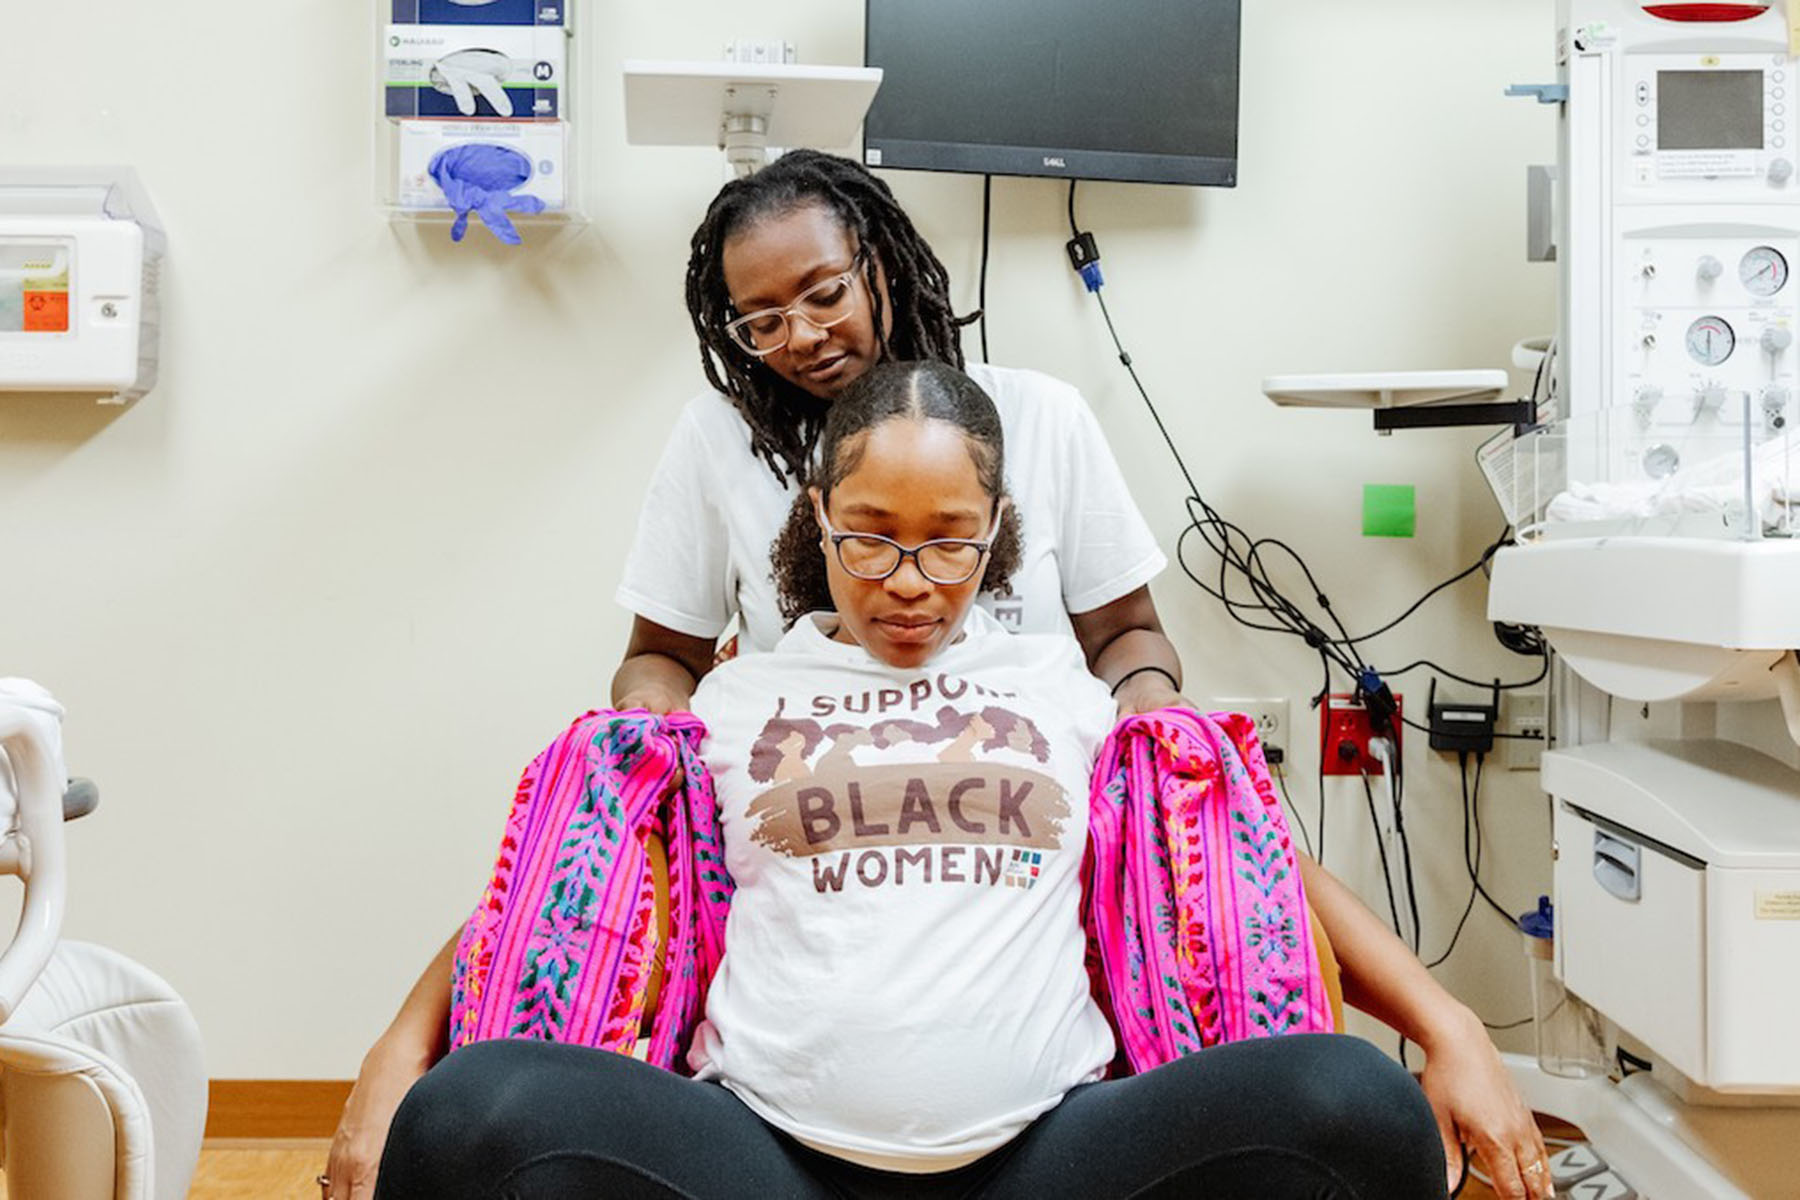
[1554,801,1706,1082]
[1545,740,1800,1091]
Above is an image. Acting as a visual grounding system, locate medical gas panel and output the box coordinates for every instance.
[1560,1,1800,461]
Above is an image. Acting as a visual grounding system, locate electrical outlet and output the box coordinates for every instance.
[1211,698,1290,754]
[1501,692,1547,770]
[1319,691,1403,776]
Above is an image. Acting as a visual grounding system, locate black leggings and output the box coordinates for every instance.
[376,1034,1446,1200]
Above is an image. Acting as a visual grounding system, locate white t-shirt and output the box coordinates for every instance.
[616,363,1167,653]
[687,608,1118,1171]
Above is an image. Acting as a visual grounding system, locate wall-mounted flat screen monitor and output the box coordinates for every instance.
[863,0,1242,187]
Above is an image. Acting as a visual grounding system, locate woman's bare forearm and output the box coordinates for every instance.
[1071,587,1188,715]
[611,618,718,713]
[368,930,457,1071]
[1298,854,1475,1052]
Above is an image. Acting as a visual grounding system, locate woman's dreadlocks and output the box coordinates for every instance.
[685,149,976,484]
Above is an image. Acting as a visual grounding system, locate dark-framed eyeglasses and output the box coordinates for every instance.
[816,501,1005,586]
[724,258,865,358]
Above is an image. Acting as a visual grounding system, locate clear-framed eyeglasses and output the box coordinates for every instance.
[724,261,865,358]
[816,501,1005,586]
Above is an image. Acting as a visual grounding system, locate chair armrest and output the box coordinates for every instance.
[1306,902,1346,1034]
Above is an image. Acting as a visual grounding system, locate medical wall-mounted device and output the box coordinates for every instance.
[1557,1,1800,492]
[623,56,883,178]
[0,167,164,404]
[1260,370,1533,434]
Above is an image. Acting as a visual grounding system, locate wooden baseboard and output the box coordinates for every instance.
[206,1081,354,1140]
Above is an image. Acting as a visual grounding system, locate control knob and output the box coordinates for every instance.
[1763,385,1791,429]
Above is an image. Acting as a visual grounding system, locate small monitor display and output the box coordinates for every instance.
[864,0,1241,187]
[1658,70,1763,151]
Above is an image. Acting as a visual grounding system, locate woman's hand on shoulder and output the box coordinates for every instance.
[1419,1005,1552,1199]
[325,1041,432,1200]
[614,681,693,716]
[1110,670,1192,717]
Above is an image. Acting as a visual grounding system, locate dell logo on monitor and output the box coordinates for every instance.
[1042,156,1067,169]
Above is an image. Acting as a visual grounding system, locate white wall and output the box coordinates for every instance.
[0,1,1558,1077]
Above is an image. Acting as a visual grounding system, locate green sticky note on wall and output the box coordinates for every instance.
[1362,484,1416,538]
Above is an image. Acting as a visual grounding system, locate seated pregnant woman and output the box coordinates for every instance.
[366,361,1495,1199]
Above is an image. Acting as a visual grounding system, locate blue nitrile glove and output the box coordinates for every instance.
[427,143,547,245]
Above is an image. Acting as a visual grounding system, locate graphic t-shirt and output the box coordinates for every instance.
[687,608,1118,1171]
[616,363,1168,652]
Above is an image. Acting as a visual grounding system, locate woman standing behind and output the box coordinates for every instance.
[611,149,1185,717]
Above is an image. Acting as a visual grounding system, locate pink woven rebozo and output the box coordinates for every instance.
[449,711,732,1070]
[450,706,1324,1078]
[1083,709,1334,1074]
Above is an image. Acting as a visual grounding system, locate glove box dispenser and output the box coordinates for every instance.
[377,0,582,243]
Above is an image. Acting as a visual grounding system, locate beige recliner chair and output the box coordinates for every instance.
[0,681,206,1200]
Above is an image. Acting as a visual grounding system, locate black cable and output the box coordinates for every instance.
[1482,1015,1534,1032]
[1381,655,1549,693]
[1460,752,1521,926]
[1273,763,1314,858]
[1425,875,1481,969]
[1388,745,1422,954]
[978,174,992,363]
[1398,710,1546,743]
[1344,531,1510,646]
[1426,751,1487,969]
[1469,753,1520,924]
[1355,743,1421,956]
[1493,621,1547,658]
[1361,771,1406,941]
[1315,654,1330,867]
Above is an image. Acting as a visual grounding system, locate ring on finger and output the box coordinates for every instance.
[1523,1159,1546,1175]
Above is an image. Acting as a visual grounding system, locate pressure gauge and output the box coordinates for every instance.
[1741,246,1789,297]
[1686,315,1736,365]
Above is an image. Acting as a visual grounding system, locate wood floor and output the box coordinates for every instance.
[0,1139,330,1200]
[188,1141,333,1199]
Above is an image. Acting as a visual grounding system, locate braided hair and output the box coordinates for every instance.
[685,149,975,484]
[771,360,1022,627]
